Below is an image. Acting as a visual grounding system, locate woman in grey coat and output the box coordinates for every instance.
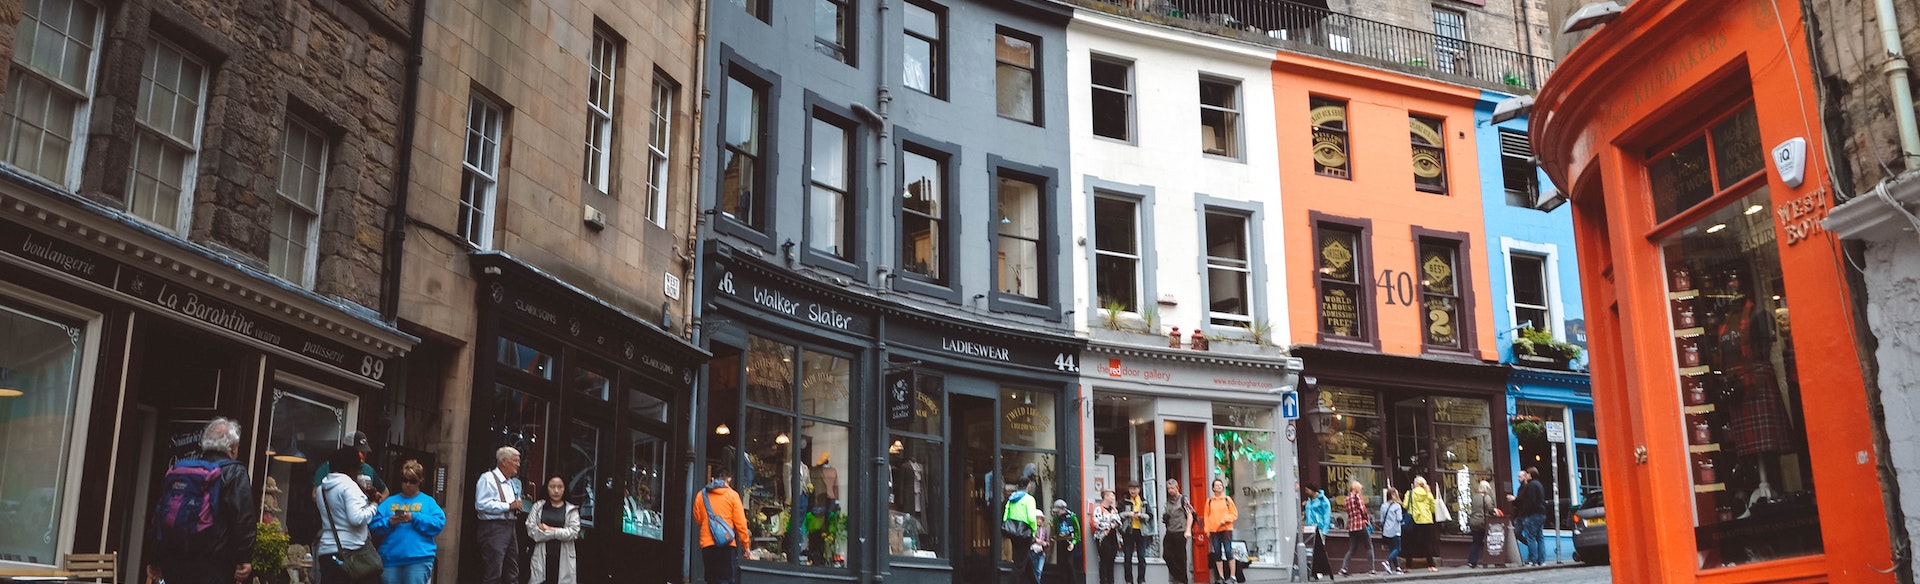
[526,476,582,584]
[1466,480,1499,568]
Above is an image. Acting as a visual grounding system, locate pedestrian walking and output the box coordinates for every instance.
[1092,490,1122,584]
[694,469,750,584]
[1405,476,1440,572]
[1119,483,1151,584]
[527,476,582,584]
[1203,478,1238,584]
[1378,488,1406,574]
[1337,481,1377,576]
[146,417,255,584]
[1505,468,1547,566]
[1161,480,1195,584]
[474,447,525,584]
[1301,485,1332,581]
[1053,499,1084,578]
[1003,470,1047,584]
[370,460,445,584]
[1466,480,1499,568]
[316,446,382,584]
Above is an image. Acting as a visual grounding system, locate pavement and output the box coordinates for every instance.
[1266,562,1612,583]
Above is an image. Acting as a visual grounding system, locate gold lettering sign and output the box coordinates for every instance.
[1314,131,1349,171]
[1320,236,1354,280]
[1310,105,1347,128]
[1321,288,1358,336]
[1004,404,1045,435]
[1421,253,1454,295]
[1409,118,1443,147]
[1424,298,1456,346]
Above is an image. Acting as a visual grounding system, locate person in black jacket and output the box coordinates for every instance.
[1118,483,1152,584]
[1504,468,1546,566]
[149,417,257,584]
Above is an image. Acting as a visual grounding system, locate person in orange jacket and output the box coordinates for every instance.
[694,468,751,584]
[1203,478,1239,584]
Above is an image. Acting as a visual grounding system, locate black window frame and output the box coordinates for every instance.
[1310,96,1352,179]
[1089,53,1134,143]
[1411,114,1449,194]
[1199,75,1243,160]
[712,49,781,249]
[987,155,1061,319]
[902,0,946,99]
[893,130,962,303]
[994,26,1043,126]
[815,0,855,65]
[800,93,867,278]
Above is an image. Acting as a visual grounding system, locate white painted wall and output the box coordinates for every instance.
[1065,13,1290,345]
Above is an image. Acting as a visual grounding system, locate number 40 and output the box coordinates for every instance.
[1376,270,1416,306]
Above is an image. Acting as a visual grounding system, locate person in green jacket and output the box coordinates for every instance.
[1004,476,1046,584]
[1052,499,1083,577]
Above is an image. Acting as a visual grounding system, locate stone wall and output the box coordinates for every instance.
[1807,0,1920,193]
[1330,0,1553,64]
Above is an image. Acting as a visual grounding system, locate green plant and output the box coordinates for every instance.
[1503,72,1527,87]
[1213,430,1278,480]
[1407,58,1429,68]
[253,522,290,582]
[1513,325,1584,361]
[1101,298,1127,330]
[1246,320,1274,346]
[1510,415,1546,441]
[1140,306,1161,334]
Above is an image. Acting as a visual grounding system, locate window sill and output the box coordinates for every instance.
[894,274,961,304]
[1202,152,1245,164]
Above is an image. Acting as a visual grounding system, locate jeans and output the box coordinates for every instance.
[1120,532,1147,583]
[1383,534,1402,568]
[381,562,433,584]
[1520,515,1546,565]
[1467,527,1488,566]
[1011,538,1042,584]
[1097,533,1119,584]
[1164,532,1188,584]
[702,545,741,584]
[1339,528,1376,573]
[477,519,521,584]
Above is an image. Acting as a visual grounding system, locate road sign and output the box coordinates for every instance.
[1281,391,1300,420]
[1545,421,1567,443]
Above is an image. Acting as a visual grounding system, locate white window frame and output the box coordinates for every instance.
[1088,54,1133,143]
[0,281,103,571]
[1199,76,1242,159]
[584,29,618,194]
[3,0,104,189]
[646,75,674,226]
[1204,209,1253,327]
[1501,237,1564,341]
[270,117,328,288]
[127,39,208,235]
[460,93,505,249]
[1091,194,1141,312]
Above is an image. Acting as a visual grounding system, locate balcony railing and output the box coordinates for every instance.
[1073,0,1555,92]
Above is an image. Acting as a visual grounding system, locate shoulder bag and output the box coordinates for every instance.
[320,483,384,580]
[1001,498,1035,540]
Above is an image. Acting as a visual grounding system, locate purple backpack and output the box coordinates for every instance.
[152,458,234,552]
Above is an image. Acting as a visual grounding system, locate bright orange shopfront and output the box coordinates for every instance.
[1531,0,1895,581]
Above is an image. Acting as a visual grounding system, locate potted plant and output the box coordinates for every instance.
[1511,326,1583,369]
[252,522,291,584]
[1510,415,1547,442]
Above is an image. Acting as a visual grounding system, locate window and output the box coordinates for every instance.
[646,75,675,226]
[1432,8,1466,74]
[1093,196,1140,312]
[583,29,619,194]
[734,336,855,567]
[1313,387,1383,524]
[1500,129,1537,207]
[903,1,943,97]
[1199,77,1240,158]
[459,93,504,248]
[1429,396,1494,511]
[900,146,945,282]
[1310,97,1350,178]
[1410,115,1447,194]
[995,174,1043,300]
[626,426,669,539]
[808,115,852,257]
[719,72,767,230]
[263,386,352,553]
[816,0,850,63]
[2,0,101,188]
[1089,56,1131,141]
[1510,252,1549,333]
[1316,223,1365,339]
[995,30,1037,124]
[1212,404,1281,562]
[127,40,208,234]
[1648,105,1763,222]
[998,387,1057,560]
[888,373,945,558]
[1204,210,1251,327]
[1418,238,1463,349]
[730,0,768,22]
[269,118,328,287]
[0,299,85,566]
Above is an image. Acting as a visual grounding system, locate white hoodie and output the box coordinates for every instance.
[315,473,378,555]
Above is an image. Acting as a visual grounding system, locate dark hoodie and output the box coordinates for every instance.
[694,479,750,548]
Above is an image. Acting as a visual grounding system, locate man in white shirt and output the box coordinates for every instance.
[475,446,524,584]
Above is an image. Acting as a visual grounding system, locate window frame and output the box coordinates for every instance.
[1084,178,1157,322]
[902,0,945,99]
[126,38,210,235]
[885,370,948,560]
[987,157,1060,318]
[815,0,854,65]
[1410,114,1449,194]
[893,131,961,302]
[1502,238,1564,342]
[0,283,103,572]
[994,27,1042,126]
[583,27,620,195]
[1310,212,1378,347]
[1088,53,1134,143]
[1310,96,1352,179]
[735,0,769,23]
[459,91,506,249]
[712,50,781,249]
[646,72,677,227]
[1499,129,1537,207]
[1196,195,1268,335]
[1411,227,1478,355]
[1431,7,1467,73]
[3,0,104,190]
[1198,75,1243,160]
[1091,192,1142,314]
[269,116,329,288]
[800,94,865,278]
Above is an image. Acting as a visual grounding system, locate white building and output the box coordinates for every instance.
[1065,9,1303,581]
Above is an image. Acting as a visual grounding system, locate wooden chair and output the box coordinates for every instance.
[63,553,115,584]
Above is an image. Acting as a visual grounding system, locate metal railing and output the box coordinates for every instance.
[1074,0,1555,91]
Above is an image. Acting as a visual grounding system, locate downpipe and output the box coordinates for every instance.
[1874,0,1920,167]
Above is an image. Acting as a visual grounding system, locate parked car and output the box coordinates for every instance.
[1571,489,1608,564]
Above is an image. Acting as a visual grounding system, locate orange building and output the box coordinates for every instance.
[1531,0,1895,581]
[1273,52,1509,561]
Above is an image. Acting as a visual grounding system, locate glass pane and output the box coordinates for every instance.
[1093,197,1136,253]
[1207,213,1248,262]
[725,76,759,154]
[629,386,669,423]
[1711,106,1764,188]
[262,388,348,549]
[904,3,937,36]
[1650,136,1713,223]
[624,429,667,540]
[0,303,83,565]
[1091,58,1128,90]
[1431,397,1492,521]
[1201,107,1234,156]
[1213,403,1274,429]
[814,0,845,59]
[1000,387,1055,449]
[998,450,1056,559]
[746,336,794,407]
[810,186,847,256]
[796,422,851,567]
[1413,145,1446,192]
[810,118,848,189]
[902,150,943,280]
[1510,254,1546,306]
[800,350,850,421]
[997,177,1040,238]
[1207,267,1249,321]
[1212,429,1281,563]
[561,420,601,526]
[898,373,943,436]
[497,337,555,379]
[572,368,611,401]
[998,236,1040,299]
[482,384,548,505]
[1315,388,1383,529]
[996,64,1034,122]
[1091,84,1129,140]
[903,38,934,93]
[995,33,1033,67]
[888,434,944,557]
[743,407,793,562]
[1660,186,1821,566]
[902,150,942,216]
[1318,227,1359,283]
[1095,255,1138,313]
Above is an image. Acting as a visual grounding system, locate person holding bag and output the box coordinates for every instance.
[1466,480,1498,568]
[1002,472,1046,584]
[1405,476,1440,572]
[1092,490,1122,584]
[316,446,382,584]
[526,476,582,584]
[1379,488,1406,574]
[694,469,750,584]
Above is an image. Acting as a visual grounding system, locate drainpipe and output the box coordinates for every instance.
[1516,0,1539,87]
[865,5,893,584]
[1874,0,1920,167]
[683,2,712,584]
[378,0,428,322]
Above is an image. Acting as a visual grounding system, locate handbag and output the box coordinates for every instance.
[319,484,384,580]
[1001,518,1034,540]
[1434,499,1452,524]
[702,491,736,546]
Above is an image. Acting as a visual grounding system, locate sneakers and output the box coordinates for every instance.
[1380,561,1393,573]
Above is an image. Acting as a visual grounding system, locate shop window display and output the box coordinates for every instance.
[0,302,84,565]
[999,387,1057,563]
[624,429,666,539]
[1313,388,1382,530]
[889,374,945,558]
[736,336,854,567]
[1429,397,1492,525]
[261,388,350,551]
[1211,404,1279,563]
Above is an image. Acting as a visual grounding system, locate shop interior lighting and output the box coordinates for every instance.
[271,434,309,464]
[1562,1,1625,34]
[1706,223,1728,233]
[0,367,21,398]
[715,423,731,435]
[1745,204,1766,215]
[775,433,791,444]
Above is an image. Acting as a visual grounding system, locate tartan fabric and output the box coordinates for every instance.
[1345,493,1369,531]
[1728,365,1793,456]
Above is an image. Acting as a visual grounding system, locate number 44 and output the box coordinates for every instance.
[1054,353,1079,372]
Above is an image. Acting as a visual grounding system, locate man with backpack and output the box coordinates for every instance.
[694,468,750,584]
[147,417,255,584]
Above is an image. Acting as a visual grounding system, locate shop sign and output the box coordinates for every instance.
[713,268,871,334]
[119,268,390,383]
[884,369,917,428]
[1101,357,1284,391]
[1774,190,1829,247]
[485,281,696,391]
[1,228,115,288]
[890,322,1077,373]
[1003,402,1047,436]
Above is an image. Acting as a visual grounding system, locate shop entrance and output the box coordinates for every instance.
[953,393,996,584]
[1393,397,1435,487]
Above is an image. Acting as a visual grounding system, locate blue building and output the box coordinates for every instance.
[1473,90,1597,560]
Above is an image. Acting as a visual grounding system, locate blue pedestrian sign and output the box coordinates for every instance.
[1281,391,1300,420]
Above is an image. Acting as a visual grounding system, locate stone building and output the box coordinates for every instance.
[0,0,418,575]
[390,0,707,581]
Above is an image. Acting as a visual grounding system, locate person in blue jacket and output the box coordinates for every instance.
[1302,485,1333,580]
[370,460,446,584]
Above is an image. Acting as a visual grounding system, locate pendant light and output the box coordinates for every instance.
[271,433,309,463]
[0,367,21,398]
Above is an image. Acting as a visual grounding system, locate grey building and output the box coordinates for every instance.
[694,1,1083,584]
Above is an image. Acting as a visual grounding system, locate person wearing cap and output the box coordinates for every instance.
[312,431,389,497]
[1051,498,1083,579]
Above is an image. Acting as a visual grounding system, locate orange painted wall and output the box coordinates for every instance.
[1533,0,1895,581]
[1272,53,1497,361]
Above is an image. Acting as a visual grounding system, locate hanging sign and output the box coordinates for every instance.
[885,369,917,428]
